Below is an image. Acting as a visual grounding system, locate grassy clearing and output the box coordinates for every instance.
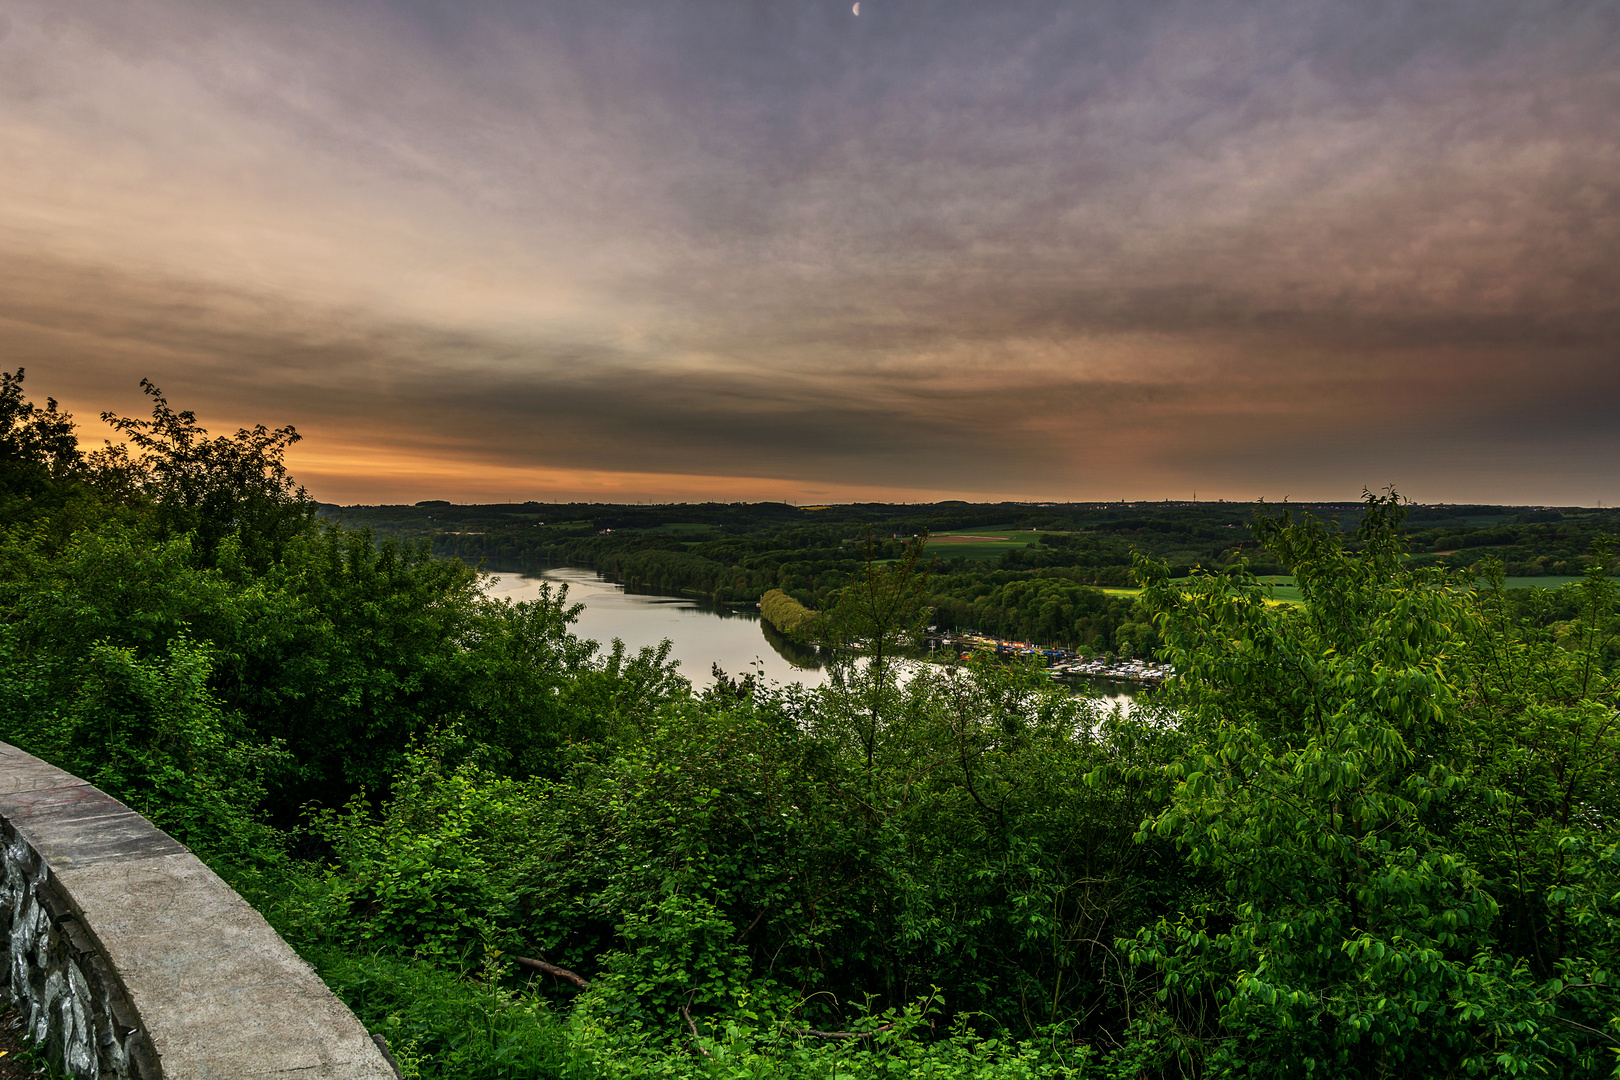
[1098,578,1304,608]
[1254,575,1302,603]
[931,524,1020,535]
[927,544,1014,562]
[927,528,1043,562]
[1501,575,1583,590]
[931,528,1042,545]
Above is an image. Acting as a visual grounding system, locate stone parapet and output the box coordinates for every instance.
[0,743,398,1079]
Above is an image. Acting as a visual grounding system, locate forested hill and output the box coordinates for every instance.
[325,497,1619,586]
[324,497,1620,655]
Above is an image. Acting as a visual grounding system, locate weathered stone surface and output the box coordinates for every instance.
[0,743,399,1079]
[0,784,188,870]
[0,745,94,795]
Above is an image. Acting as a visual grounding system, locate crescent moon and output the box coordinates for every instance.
[852,2,859,13]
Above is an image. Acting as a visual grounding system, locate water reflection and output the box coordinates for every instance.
[758,617,827,670]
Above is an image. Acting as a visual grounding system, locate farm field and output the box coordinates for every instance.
[645,522,719,534]
[1256,575,1302,602]
[927,527,1043,562]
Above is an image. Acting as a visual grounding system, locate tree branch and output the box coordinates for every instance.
[681,1001,713,1057]
[734,906,768,944]
[1548,1013,1620,1047]
[512,955,591,990]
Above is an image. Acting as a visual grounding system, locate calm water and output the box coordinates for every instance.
[483,566,1141,709]
[484,567,835,688]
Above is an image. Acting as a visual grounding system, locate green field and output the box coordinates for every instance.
[1095,576,1304,607]
[1256,575,1303,602]
[1500,575,1584,590]
[927,527,1042,562]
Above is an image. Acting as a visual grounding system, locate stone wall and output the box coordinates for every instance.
[0,743,399,1079]
[1,825,152,1077]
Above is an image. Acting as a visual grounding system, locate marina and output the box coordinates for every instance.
[924,632,1175,684]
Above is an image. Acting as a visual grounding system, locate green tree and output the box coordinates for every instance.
[0,368,99,536]
[814,534,932,771]
[101,379,315,568]
[0,368,80,506]
[48,638,288,860]
[1126,492,1620,1077]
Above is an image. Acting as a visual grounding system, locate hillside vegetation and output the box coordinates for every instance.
[332,495,1620,661]
[5,369,1620,1078]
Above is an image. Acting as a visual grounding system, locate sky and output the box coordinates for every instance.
[2,0,1617,506]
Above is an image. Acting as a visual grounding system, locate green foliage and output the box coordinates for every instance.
[243,525,493,797]
[302,945,577,1080]
[925,573,1154,655]
[7,632,287,860]
[302,944,1128,1080]
[292,662,1179,1049]
[814,536,934,771]
[311,737,536,964]
[0,506,685,818]
[582,893,773,1028]
[0,368,82,525]
[1126,491,1620,1077]
[574,990,1099,1080]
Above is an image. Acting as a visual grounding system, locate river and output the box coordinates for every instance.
[485,566,834,688]
[484,566,1142,709]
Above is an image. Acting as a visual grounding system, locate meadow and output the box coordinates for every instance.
[927,526,1043,561]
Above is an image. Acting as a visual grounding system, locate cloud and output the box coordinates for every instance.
[2,0,1618,503]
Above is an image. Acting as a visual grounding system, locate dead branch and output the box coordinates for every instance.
[681,1002,713,1058]
[513,955,592,990]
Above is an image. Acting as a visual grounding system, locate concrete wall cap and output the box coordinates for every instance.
[0,743,398,1080]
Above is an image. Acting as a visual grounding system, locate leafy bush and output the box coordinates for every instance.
[0,630,288,860]
[302,946,578,1080]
